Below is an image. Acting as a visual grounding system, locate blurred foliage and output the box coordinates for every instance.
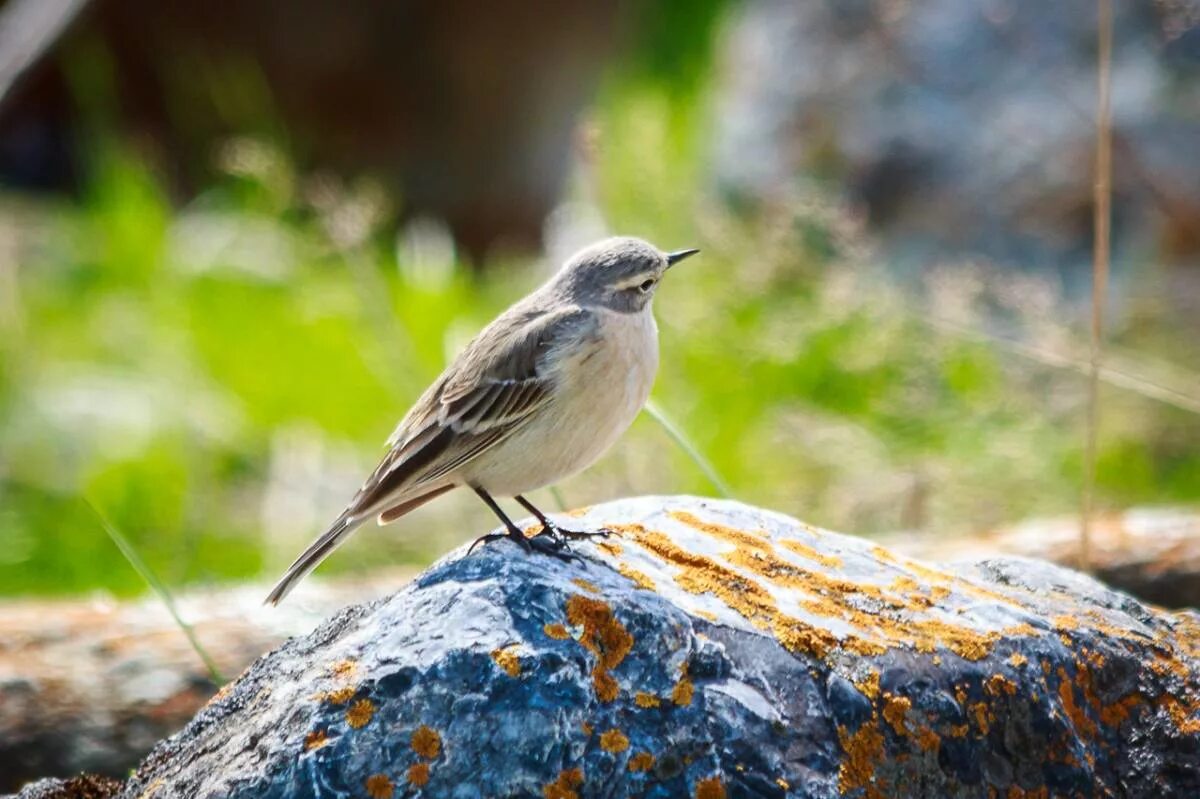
[2,31,1200,598]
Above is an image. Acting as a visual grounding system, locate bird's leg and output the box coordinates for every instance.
[514,495,611,544]
[469,487,577,562]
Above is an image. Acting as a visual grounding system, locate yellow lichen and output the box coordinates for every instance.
[881,693,911,735]
[346,698,375,729]
[672,664,695,706]
[776,778,790,789]
[329,659,357,680]
[543,767,584,799]
[303,729,329,751]
[572,578,602,595]
[365,774,394,799]
[617,562,657,591]
[566,594,633,702]
[319,685,357,705]
[628,751,655,772]
[406,763,429,787]
[695,776,727,799]
[599,728,630,753]
[635,692,662,708]
[856,670,881,701]
[985,674,1018,697]
[837,723,885,799]
[1008,653,1028,667]
[411,725,442,758]
[780,538,844,569]
[597,540,624,557]
[544,623,571,640]
[695,610,719,622]
[491,646,522,677]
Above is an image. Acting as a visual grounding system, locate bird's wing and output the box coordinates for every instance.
[349,305,597,517]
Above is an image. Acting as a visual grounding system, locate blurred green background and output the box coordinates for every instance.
[1,0,1198,598]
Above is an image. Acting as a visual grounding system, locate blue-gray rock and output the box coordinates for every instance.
[115,496,1199,798]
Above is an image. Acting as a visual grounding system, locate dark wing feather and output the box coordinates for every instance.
[346,306,596,517]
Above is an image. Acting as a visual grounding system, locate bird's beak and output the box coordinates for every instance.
[665,248,700,268]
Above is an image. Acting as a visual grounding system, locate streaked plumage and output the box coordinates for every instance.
[265,237,698,605]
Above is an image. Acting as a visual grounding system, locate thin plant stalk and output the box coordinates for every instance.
[643,398,733,499]
[1081,0,1114,571]
[86,497,226,684]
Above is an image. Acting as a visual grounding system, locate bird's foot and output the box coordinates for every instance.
[467,526,579,563]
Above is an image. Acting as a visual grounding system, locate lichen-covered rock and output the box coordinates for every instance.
[119,497,1200,798]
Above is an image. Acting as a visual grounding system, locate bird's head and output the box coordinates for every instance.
[553,236,700,313]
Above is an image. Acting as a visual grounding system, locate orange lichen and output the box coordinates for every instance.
[881,693,911,735]
[597,540,624,557]
[948,724,969,738]
[319,686,357,705]
[628,522,1030,662]
[365,773,394,798]
[566,594,634,702]
[1008,653,1028,667]
[837,723,886,798]
[857,670,881,701]
[411,725,442,758]
[581,721,594,736]
[599,728,630,753]
[346,699,375,729]
[628,751,655,772]
[1056,667,1097,738]
[544,623,571,640]
[406,763,430,787]
[303,729,329,751]
[491,646,522,677]
[780,538,844,569]
[915,726,941,752]
[671,510,769,550]
[1100,693,1143,726]
[970,702,991,735]
[618,562,657,591]
[635,691,662,708]
[543,767,584,799]
[1158,693,1200,734]
[329,659,357,680]
[672,664,695,706]
[985,674,1018,697]
[572,578,602,595]
[695,776,727,799]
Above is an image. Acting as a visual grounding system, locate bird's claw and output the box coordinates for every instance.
[467,526,580,563]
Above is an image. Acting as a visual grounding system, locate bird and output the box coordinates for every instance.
[264,237,700,605]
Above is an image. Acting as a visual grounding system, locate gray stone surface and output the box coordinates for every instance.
[78,497,1200,797]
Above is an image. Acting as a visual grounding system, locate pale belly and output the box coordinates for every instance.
[461,309,658,496]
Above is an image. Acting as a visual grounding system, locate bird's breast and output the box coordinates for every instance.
[464,308,659,496]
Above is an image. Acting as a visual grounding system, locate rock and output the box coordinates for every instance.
[0,568,417,792]
[111,496,1199,797]
[880,507,1200,610]
[9,775,122,799]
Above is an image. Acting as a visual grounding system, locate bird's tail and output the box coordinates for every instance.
[263,513,364,606]
[263,484,456,606]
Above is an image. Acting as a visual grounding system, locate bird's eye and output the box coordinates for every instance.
[636,278,656,293]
